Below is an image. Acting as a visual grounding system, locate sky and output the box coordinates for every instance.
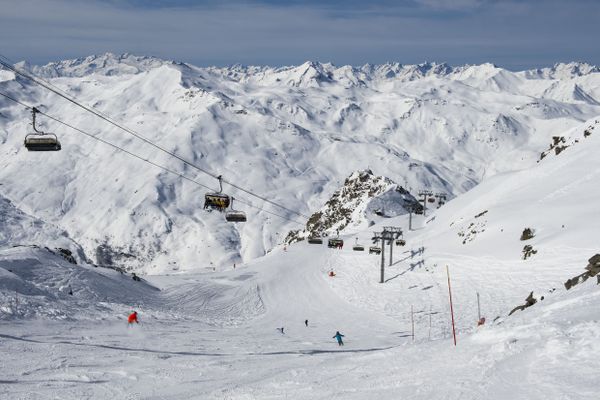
[0,0,598,70]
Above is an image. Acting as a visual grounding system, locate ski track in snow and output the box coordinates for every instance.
[1,238,599,399]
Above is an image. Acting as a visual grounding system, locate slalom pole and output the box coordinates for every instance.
[477,292,481,321]
[446,265,457,346]
[429,305,432,340]
[411,305,415,341]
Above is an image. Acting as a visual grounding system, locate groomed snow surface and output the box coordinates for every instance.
[1,239,599,399]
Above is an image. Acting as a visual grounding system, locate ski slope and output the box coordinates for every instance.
[1,236,599,399]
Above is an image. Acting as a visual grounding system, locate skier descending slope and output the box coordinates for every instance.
[128,311,139,325]
[333,331,344,346]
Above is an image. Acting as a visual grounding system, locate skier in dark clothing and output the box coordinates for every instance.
[304,319,308,327]
[277,327,284,334]
[333,331,344,346]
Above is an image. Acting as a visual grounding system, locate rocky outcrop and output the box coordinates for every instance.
[286,170,419,243]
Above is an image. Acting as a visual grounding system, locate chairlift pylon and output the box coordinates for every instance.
[24,107,61,151]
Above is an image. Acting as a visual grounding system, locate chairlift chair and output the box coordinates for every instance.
[328,238,344,248]
[24,108,61,151]
[225,197,247,222]
[396,239,406,246]
[369,246,381,254]
[308,237,323,244]
[204,175,231,211]
[353,237,365,251]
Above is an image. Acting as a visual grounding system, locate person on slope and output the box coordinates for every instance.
[333,331,344,346]
[276,327,284,334]
[304,319,308,327]
[128,311,139,325]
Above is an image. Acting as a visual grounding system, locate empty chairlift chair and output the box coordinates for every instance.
[225,197,247,223]
[307,237,323,244]
[24,108,61,151]
[353,237,365,251]
[204,175,231,211]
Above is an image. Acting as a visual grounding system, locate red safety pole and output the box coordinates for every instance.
[446,265,457,346]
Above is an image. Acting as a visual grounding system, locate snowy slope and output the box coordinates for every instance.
[1,54,600,273]
[1,113,600,398]
[0,193,86,263]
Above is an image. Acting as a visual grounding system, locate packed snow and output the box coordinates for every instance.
[1,55,600,399]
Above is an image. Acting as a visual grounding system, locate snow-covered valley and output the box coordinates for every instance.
[1,54,600,399]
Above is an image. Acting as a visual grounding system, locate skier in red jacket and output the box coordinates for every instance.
[128,311,139,325]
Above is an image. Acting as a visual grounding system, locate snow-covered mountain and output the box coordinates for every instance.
[1,53,599,273]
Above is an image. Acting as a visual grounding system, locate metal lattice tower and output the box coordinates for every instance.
[372,226,403,283]
[418,190,433,217]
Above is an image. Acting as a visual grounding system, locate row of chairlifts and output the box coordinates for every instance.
[203,176,247,222]
[24,108,61,151]
[306,236,344,248]
[306,235,403,254]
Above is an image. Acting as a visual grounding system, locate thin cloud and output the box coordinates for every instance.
[414,0,486,11]
[0,0,597,70]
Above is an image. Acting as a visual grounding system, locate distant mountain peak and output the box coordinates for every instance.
[28,52,170,78]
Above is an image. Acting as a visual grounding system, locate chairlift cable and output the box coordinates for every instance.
[0,55,310,219]
[0,90,304,225]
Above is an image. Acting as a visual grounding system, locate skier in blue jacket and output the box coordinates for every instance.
[333,331,344,346]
